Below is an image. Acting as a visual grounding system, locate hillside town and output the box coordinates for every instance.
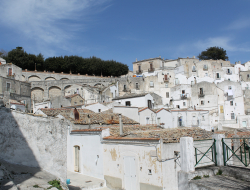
[1,56,250,190]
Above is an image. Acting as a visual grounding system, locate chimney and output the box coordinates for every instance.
[119,114,123,136]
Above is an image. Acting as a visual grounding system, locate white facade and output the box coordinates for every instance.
[67,131,104,179]
[85,103,109,113]
[113,106,139,122]
[33,101,51,113]
[113,94,154,108]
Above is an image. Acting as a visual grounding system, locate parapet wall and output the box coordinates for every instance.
[0,108,69,181]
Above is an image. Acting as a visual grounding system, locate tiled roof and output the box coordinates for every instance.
[39,108,94,117]
[105,125,250,143]
[105,126,213,143]
[112,93,149,100]
[65,94,81,99]
[101,108,113,114]
[73,113,139,125]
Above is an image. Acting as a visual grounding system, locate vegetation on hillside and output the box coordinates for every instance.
[198,46,229,61]
[2,47,128,77]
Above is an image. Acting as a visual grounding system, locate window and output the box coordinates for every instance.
[150,63,153,70]
[216,73,220,79]
[230,101,233,106]
[166,92,169,98]
[183,102,186,106]
[228,86,232,90]
[138,65,141,72]
[228,78,230,81]
[192,66,196,72]
[148,100,152,108]
[178,116,182,126]
[247,74,250,79]
[98,109,101,112]
[6,83,10,92]
[8,68,12,76]
[125,101,131,106]
[124,85,126,90]
[176,105,180,108]
[201,101,204,105]
[165,83,168,88]
[227,69,231,74]
[202,116,205,121]
[182,90,185,94]
[157,117,161,125]
[164,74,168,81]
[200,88,203,95]
[146,117,150,124]
[150,81,154,87]
[135,83,139,89]
[203,65,208,70]
[175,78,179,85]
[231,113,235,120]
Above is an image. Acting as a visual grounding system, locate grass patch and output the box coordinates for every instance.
[48,179,63,190]
[33,185,40,188]
[203,175,209,178]
[192,176,202,180]
[216,169,223,175]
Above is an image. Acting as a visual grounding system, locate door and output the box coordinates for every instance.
[124,156,136,190]
[74,146,80,172]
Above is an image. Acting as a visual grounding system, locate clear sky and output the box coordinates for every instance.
[1,0,250,70]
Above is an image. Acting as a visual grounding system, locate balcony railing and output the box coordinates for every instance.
[7,74,15,79]
[192,69,196,72]
[136,70,142,75]
[203,68,208,71]
[123,89,129,92]
[181,94,187,99]
[198,94,205,98]
[164,78,169,83]
[226,72,232,75]
[148,68,155,73]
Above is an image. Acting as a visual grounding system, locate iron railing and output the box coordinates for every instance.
[222,138,250,167]
[194,139,217,167]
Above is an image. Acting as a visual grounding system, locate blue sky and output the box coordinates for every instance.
[1,0,250,70]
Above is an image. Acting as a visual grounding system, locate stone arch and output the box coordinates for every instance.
[28,75,41,82]
[64,85,72,96]
[31,87,44,102]
[49,86,61,99]
[60,78,69,80]
[94,83,104,87]
[45,77,56,81]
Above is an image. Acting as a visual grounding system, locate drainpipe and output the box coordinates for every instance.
[119,114,123,136]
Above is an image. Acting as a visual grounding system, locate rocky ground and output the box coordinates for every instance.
[0,159,68,190]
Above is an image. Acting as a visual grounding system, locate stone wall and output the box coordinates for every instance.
[0,108,69,182]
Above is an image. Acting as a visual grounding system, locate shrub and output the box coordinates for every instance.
[48,180,63,190]
[216,169,223,175]
[192,176,202,180]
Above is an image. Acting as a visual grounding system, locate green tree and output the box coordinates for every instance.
[198,46,229,61]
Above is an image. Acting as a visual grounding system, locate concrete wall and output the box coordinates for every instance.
[0,108,68,182]
[113,106,139,122]
[86,103,109,113]
[103,141,180,190]
[67,132,104,179]
[114,94,154,108]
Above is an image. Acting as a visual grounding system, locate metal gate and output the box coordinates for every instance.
[222,138,250,167]
[194,139,217,167]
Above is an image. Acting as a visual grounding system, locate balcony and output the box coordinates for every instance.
[192,69,196,72]
[198,94,205,98]
[7,74,15,79]
[203,67,208,71]
[226,72,232,75]
[123,89,129,92]
[148,68,155,73]
[136,70,142,75]
[164,78,169,83]
[180,94,187,100]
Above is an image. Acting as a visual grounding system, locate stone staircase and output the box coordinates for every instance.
[189,166,250,190]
